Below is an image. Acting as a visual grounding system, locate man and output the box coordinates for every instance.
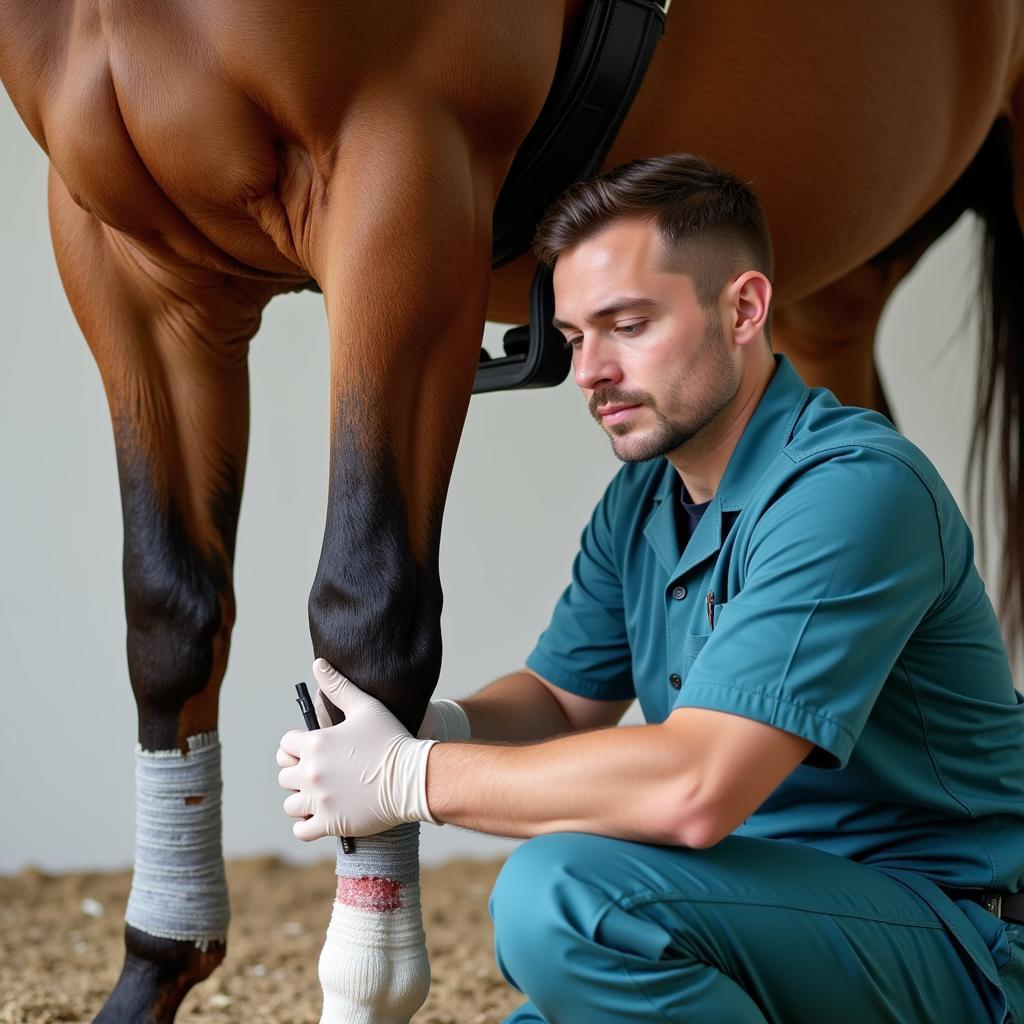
[278,155,1024,1022]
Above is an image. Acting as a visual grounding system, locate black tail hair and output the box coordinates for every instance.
[967,118,1024,664]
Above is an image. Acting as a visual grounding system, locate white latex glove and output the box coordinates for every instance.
[316,683,470,741]
[313,682,345,729]
[416,698,472,741]
[277,659,439,841]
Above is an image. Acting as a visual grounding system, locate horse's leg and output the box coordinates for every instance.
[771,261,906,418]
[302,111,496,1024]
[769,194,974,420]
[47,170,272,1024]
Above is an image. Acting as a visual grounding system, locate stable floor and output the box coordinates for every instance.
[0,855,519,1023]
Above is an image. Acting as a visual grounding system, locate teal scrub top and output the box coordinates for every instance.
[527,354,1024,891]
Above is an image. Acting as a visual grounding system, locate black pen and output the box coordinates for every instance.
[295,682,354,855]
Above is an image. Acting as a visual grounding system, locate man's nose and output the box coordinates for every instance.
[574,336,620,392]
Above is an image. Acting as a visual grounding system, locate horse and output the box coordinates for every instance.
[2,1,1022,1020]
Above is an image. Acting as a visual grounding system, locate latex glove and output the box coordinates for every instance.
[316,684,470,741]
[416,698,472,741]
[277,659,439,840]
[313,682,345,729]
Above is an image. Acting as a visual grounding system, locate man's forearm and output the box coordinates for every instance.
[425,722,707,847]
[456,670,573,742]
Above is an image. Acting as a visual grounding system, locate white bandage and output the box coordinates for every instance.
[124,732,228,950]
[318,823,430,1024]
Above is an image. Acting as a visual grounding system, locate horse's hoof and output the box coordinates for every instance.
[93,925,226,1024]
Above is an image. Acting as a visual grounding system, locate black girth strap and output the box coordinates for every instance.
[476,0,670,394]
[491,0,671,269]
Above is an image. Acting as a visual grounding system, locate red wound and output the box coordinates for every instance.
[336,876,404,912]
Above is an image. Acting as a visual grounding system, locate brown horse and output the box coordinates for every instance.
[2,1,1023,1021]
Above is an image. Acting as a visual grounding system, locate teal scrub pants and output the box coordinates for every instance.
[489,833,1023,1023]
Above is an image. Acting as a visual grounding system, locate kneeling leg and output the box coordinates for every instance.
[490,833,997,1024]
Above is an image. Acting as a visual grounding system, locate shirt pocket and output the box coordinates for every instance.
[685,597,728,653]
[682,632,710,683]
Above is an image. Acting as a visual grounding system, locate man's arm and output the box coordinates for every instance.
[456,668,634,742]
[278,663,812,844]
[426,706,813,847]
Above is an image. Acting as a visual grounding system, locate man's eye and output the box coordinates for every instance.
[561,336,582,350]
[616,322,645,337]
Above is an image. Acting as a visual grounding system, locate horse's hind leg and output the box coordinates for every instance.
[48,171,271,1023]
[770,183,973,420]
[771,260,906,418]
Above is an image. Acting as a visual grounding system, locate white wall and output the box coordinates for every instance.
[0,91,994,873]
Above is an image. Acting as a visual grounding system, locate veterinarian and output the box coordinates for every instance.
[278,154,1024,1023]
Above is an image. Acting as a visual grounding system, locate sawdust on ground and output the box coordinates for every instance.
[0,855,525,1024]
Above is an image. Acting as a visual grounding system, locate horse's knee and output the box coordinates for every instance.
[307,467,442,732]
[122,496,233,745]
[126,568,224,692]
[308,565,440,732]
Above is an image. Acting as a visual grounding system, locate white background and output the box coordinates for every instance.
[0,91,999,873]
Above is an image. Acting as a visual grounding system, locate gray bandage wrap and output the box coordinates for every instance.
[125,732,229,949]
[336,821,421,882]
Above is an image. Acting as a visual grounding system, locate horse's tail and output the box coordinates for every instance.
[965,116,1024,663]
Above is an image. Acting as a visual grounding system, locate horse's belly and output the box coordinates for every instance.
[610,0,1021,303]
[489,0,1023,323]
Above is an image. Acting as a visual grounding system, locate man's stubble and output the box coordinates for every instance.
[597,312,739,464]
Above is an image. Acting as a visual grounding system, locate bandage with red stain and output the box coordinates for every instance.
[336,875,405,912]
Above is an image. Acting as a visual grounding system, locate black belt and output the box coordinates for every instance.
[940,887,1024,924]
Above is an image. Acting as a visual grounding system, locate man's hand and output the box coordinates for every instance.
[276,659,439,841]
[316,684,471,740]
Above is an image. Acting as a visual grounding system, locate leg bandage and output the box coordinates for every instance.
[318,822,430,1024]
[125,732,229,950]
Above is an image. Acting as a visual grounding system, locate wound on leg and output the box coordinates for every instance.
[336,875,405,912]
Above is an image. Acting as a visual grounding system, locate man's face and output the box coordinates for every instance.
[552,218,739,463]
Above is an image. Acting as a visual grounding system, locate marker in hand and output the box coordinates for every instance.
[295,682,355,855]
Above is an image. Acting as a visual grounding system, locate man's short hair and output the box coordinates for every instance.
[533,154,774,321]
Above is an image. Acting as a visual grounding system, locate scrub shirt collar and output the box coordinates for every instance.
[644,354,811,577]
[713,353,810,511]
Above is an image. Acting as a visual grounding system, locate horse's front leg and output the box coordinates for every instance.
[303,112,497,1024]
[47,171,275,1023]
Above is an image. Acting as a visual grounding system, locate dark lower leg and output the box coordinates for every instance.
[308,411,443,735]
[48,182,263,1023]
[97,721,231,1024]
[96,927,225,1024]
[97,441,241,1022]
[306,416,441,1021]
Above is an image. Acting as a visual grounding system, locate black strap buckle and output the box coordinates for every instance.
[473,264,570,393]
[942,887,1024,924]
[981,893,1003,918]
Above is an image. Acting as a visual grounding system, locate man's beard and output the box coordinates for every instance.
[591,313,738,464]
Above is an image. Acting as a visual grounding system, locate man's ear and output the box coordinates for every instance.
[727,271,772,345]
